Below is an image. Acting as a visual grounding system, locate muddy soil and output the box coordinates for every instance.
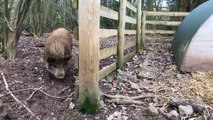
[0,34,212,120]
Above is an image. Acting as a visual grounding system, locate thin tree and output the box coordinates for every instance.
[2,0,33,59]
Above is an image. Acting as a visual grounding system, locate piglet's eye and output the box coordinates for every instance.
[47,57,56,63]
[64,56,71,61]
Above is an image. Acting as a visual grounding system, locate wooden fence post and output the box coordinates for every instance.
[117,0,126,70]
[141,11,146,46]
[136,0,141,53]
[78,0,100,114]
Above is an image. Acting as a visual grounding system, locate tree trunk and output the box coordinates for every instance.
[6,32,16,59]
[2,0,32,59]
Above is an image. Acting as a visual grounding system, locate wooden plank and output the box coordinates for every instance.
[100,29,136,38]
[145,11,189,17]
[124,51,135,62]
[145,30,176,34]
[125,30,136,35]
[100,41,136,60]
[99,62,116,80]
[141,11,146,45]
[117,0,126,70]
[78,0,100,113]
[146,38,172,43]
[100,46,117,60]
[146,21,181,26]
[100,5,118,20]
[126,1,137,13]
[124,41,136,50]
[115,0,136,13]
[136,0,141,53]
[125,16,136,24]
[100,29,117,38]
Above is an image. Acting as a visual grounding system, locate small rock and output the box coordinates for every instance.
[122,116,128,120]
[99,100,106,108]
[195,116,204,120]
[137,69,156,80]
[118,82,125,87]
[148,103,159,115]
[137,89,142,93]
[178,105,194,116]
[68,102,75,109]
[117,69,124,76]
[133,55,139,61]
[38,77,42,81]
[129,81,140,90]
[117,76,123,82]
[165,110,179,120]
[107,111,122,120]
[106,76,113,83]
[101,79,107,82]
[110,87,117,93]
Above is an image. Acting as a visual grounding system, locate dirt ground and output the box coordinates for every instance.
[0,34,212,120]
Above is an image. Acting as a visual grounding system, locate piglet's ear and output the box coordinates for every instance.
[47,57,56,63]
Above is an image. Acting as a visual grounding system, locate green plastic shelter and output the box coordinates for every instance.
[172,0,213,72]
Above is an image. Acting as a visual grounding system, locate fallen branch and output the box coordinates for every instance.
[105,98,146,105]
[27,85,45,100]
[100,91,156,105]
[0,87,72,100]
[0,71,40,120]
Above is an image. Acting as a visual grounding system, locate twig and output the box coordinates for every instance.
[0,71,40,120]
[38,89,70,99]
[27,85,44,100]
[0,87,71,100]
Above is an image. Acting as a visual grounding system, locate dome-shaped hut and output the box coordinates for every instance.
[172,0,213,71]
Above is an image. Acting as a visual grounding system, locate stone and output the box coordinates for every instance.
[68,102,75,109]
[178,105,194,116]
[148,103,159,116]
[129,81,140,90]
[106,76,113,83]
[99,100,106,108]
[137,69,156,80]
[195,116,204,120]
[117,69,124,76]
[165,110,179,120]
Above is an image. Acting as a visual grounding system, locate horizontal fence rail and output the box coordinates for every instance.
[99,0,138,79]
[79,1,189,80]
[142,11,189,43]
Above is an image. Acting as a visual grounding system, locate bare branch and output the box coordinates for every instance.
[0,70,40,120]
[100,91,156,105]
[27,85,45,100]
[105,98,146,105]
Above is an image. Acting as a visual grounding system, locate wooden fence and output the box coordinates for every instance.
[99,0,140,80]
[98,3,189,80]
[77,0,189,111]
[142,11,189,43]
